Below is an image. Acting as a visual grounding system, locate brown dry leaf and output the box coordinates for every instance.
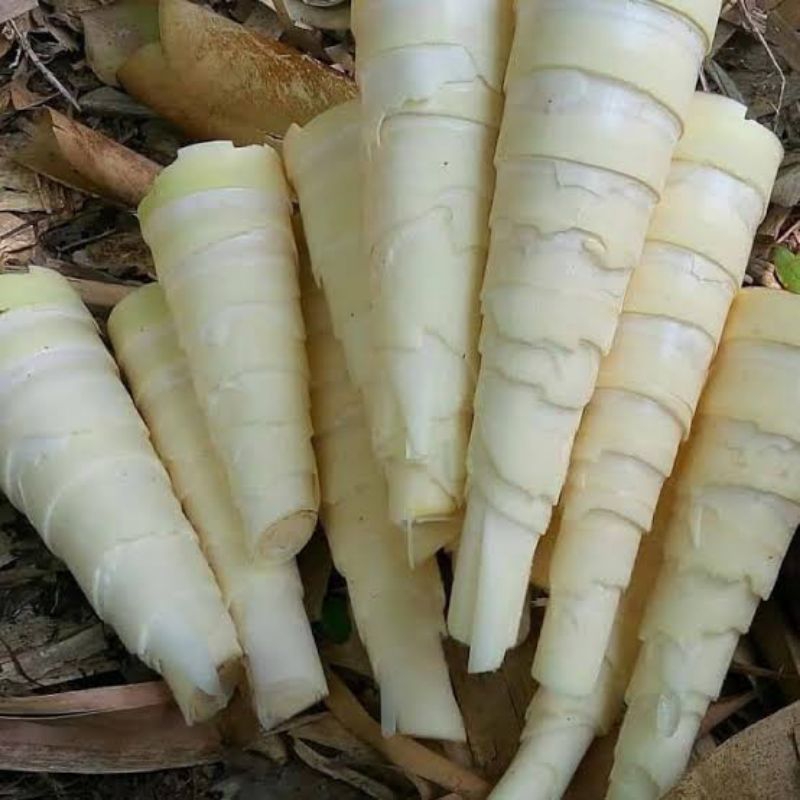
[12,108,161,208]
[293,738,397,800]
[324,670,490,800]
[0,212,35,264]
[291,712,377,763]
[0,155,53,212]
[665,702,800,800]
[0,0,38,25]
[118,0,357,145]
[445,638,534,780]
[750,599,800,703]
[0,681,170,717]
[0,702,222,773]
[81,0,160,86]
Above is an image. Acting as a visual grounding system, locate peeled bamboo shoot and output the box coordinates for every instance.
[138,141,318,561]
[608,289,800,799]
[449,0,722,673]
[533,93,782,697]
[284,100,458,565]
[0,267,241,723]
[303,272,465,741]
[109,284,327,729]
[351,0,513,526]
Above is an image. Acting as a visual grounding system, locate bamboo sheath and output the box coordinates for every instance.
[0,268,241,723]
[109,285,328,730]
[449,0,723,673]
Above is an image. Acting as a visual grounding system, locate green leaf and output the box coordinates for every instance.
[320,594,352,644]
[773,246,800,294]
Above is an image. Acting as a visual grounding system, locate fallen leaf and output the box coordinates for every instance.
[0,0,38,25]
[0,155,53,212]
[773,245,800,293]
[665,702,800,799]
[0,702,221,773]
[324,670,490,800]
[12,108,161,208]
[118,0,356,144]
[81,0,160,86]
[0,212,36,264]
[699,691,759,737]
[271,0,351,31]
[771,162,800,207]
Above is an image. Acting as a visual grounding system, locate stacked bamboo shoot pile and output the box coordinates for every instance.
[609,288,800,798]
[0,268,241,723]
[109,284,327,729]
[489,91,783,800]
[449,0,723,673]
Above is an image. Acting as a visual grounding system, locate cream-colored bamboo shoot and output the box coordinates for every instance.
[449,0,722,673]
[284,100,458,566]
[109,284,327,730]
[533,93,782,697]
[303,273,465,741]
[608,289,800,800]
[351,0,513,527]
[0,267,241,723]
[492,529,664,800]
[138,141,318,561]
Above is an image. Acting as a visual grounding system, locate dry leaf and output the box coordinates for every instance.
[0,212,35,264]
[665,702,800,800]
[324,670,490,800]
[0,0,38,25]
[445,639,534,780]
[81,0,160,86]
[771,161,800,207]
[118,0,356,144]
[0,703,222,773]
[12,108,160,208]
[0,155,53,212]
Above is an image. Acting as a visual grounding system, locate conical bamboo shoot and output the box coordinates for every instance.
[0,267,241,723]
[534,93,782,697]
[351,0,513,527]
[109,284,327,729]
[303,271,465,741]
[284,100,458,566]
[138,141,318,562]
[608,289,800,799]
[449,0,722,673]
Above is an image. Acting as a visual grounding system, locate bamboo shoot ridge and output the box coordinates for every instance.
[608,289,800,800]
[353,0,512,526]
[303,275,465,742]
[0,267,242,724]
[285,103,458,566]
[534,92,783,698]
[138,140,319,563]
[448,0,717,673]
[108,284,327,730]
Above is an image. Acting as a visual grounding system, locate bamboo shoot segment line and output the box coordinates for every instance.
[0,267,241,724]
[352,0,513,527]
[284,101,458,566]
[108,284,327,730]
[608,289,800,800]
[534,93,782,698]
[138,141,318,562]
[303,273,465,742]
[449,0,721,674]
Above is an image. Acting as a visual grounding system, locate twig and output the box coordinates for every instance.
[9,21,80,113]
[737,0,785,126]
